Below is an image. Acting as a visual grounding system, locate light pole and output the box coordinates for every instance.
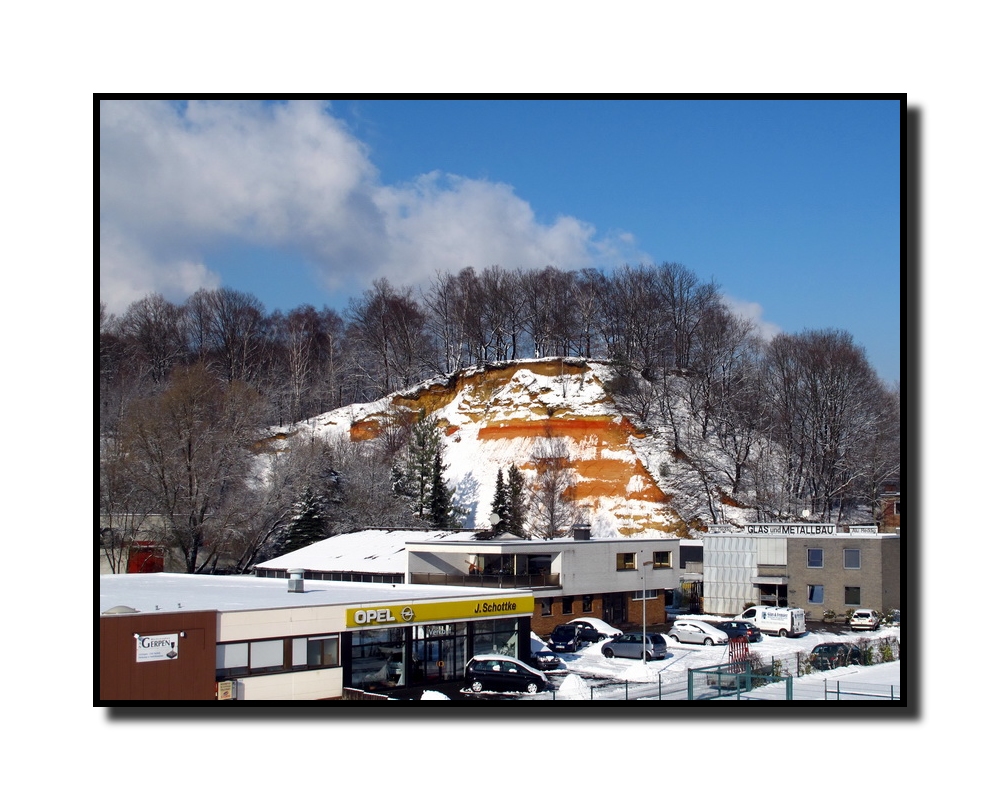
[640,551,654,664]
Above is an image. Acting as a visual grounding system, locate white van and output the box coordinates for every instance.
[736,606,806,637]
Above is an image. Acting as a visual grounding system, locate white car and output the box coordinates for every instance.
[668,619,729,645]
[569,617,623,641]
[849,608,881,631]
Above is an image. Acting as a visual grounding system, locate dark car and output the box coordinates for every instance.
[464,655,550,694]
[567,620,609,643]
[549,624,581,652]
[714,620,763,643]
[529,650,564,671]
[810,642,866,671]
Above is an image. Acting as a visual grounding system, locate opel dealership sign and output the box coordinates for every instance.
[346,596,534,627]
[135,633,179,662]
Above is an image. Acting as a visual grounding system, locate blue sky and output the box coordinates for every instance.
[99,98,900,384]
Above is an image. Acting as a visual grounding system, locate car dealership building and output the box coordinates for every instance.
[99,572,533,702]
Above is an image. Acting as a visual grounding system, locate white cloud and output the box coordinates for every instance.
[722,295,782,341]
[100,100,642,312]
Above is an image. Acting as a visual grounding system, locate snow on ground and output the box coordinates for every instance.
[533,615,902,701]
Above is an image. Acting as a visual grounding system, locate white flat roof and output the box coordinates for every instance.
[254,528,481,573]
[100,573,528,616]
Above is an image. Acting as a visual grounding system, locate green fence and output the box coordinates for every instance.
[687,661,793,700]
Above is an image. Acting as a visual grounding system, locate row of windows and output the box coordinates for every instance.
[540,594,596,616]
[216,634,339,679]
[807,548,862,569]
[806,585,864,605]
[616,551,673,570]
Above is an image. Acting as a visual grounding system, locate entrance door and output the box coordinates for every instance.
[411,625,467,685]
[603,593,627,626]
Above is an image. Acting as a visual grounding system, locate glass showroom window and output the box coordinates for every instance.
[473,618,517,656]
[616,552,637,570]
[807,548,824,568]
[807,585,824,604]
[844,549,861,569]
[653,551,672,569]
[845,586,862,606]
[352,627,405,690]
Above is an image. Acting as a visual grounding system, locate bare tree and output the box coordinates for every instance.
[121,362,266,573]
[528,430,578,538]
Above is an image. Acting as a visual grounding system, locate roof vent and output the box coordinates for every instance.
[572,524,592,541]
[102,605,139,615]
[287,569,305,593]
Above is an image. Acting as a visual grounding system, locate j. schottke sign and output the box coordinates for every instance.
[135,633,179,662]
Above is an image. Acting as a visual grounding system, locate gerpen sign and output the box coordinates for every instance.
[135,633,179,662]
[346,596,533,628]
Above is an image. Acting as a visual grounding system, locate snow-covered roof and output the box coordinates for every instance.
[254,528,485,573]
[99,572,519,616]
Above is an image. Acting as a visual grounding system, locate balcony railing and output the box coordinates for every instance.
[409,572,560,590]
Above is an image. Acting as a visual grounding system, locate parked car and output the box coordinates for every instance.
[601,632,668,660]
[549,624,581,652]
[464,655,551,694]
[810,642,866,671]
[849,608,881,631]
[668,620,729,645]
[569,617,623,641]
[713,620,763,643]
[529,650,564,671]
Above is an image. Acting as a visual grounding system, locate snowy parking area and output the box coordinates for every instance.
[529,616,903,701]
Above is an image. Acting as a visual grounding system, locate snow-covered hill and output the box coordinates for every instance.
[270,358,755,538]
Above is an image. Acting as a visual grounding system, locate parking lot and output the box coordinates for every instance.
[429,616,902,701]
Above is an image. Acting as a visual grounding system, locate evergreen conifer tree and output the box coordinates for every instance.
[490,468,509,533]
[430,452,455,528]
[280,486,329,554]
[507,464,527,538]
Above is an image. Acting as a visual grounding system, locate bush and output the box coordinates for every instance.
[822,608,837,623]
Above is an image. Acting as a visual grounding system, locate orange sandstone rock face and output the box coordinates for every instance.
[333,359,686,536]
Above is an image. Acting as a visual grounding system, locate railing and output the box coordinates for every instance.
[409,572,560,589]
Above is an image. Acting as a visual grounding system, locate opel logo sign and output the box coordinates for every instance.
[400,606,415,622]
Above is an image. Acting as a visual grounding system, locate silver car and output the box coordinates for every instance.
[667,620,729,645]
[601,632,668,660]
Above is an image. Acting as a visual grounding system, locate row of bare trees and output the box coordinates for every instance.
[99,262,733,431]
[99,262,899,571]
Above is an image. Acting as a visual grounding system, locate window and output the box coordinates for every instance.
[845,586,861,605]
[807,585,824,604]
[250,639,284,674]
[616,552,636,571]
[844,549,861,569]
[807,548,824,568]
[302,635,339,667]
[631,589,658,600]
[540,597,552,616]
[652,551,672,569]
[582,595,593,613]
[562,596,574,614]
[217,635,341,680]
